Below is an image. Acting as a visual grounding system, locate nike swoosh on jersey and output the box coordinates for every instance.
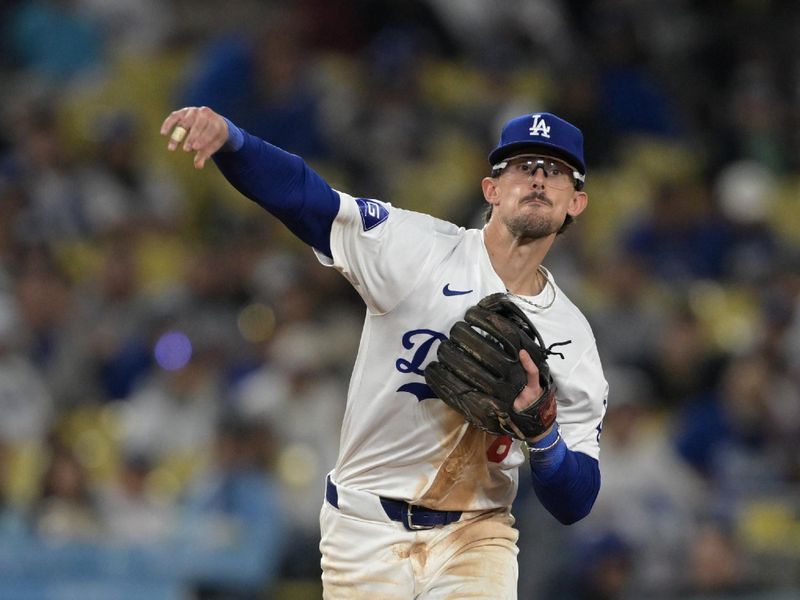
[442,284,473,296]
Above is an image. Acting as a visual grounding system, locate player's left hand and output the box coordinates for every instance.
[160,106,229,169]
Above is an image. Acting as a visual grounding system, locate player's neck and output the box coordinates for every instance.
[483,222,553,295]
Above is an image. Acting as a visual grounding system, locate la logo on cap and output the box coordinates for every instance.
[528,114,551,139]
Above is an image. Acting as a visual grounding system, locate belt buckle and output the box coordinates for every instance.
[405,504,435,531]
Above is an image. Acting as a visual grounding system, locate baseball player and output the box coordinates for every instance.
[161,108,607,599]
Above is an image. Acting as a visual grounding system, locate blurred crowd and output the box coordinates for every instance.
[1,0,800,598]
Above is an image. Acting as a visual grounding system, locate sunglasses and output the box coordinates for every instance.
[492,155,585,190]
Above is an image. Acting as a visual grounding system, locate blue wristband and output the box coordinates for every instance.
[528,425,567,480]
[527,426,560,451]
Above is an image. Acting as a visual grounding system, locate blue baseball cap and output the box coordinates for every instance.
[489,112,586,176]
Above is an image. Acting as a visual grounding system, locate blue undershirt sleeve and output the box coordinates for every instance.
[528,428,601,525]
[212,118,339,258]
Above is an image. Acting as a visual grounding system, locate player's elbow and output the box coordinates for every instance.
[534,452,601,525]
[562,456,601,525]
[553,483,599,525]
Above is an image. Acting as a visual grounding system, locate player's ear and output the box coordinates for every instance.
[482,176,500,205]
[567,190,588,219]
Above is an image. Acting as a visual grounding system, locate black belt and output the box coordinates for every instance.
[326,476,462,531]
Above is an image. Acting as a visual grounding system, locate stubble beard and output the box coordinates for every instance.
[503,193,559,241]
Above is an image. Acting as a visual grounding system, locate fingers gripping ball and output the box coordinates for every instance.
[170,125,188,143]
[425,293,569,440]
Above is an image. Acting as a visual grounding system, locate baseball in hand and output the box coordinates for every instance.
[170,125,188,143]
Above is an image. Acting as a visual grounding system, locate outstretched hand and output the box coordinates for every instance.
[160,106,229,169]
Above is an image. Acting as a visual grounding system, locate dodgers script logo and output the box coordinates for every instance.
[395,329,446,401]
[395,328,515,464]
[529,114,551,138]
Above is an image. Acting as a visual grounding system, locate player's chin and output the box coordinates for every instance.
[506,214,556,240]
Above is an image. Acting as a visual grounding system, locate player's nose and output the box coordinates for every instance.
[529,167,547,188]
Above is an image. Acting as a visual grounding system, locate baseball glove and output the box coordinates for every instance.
[424,293,569,441]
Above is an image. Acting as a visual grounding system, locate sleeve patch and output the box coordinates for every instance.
[355,198,389,231]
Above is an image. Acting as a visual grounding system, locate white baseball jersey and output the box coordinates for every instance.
[315,192,608,512]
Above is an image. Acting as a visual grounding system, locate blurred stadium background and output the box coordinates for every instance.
[1,1,800,598]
